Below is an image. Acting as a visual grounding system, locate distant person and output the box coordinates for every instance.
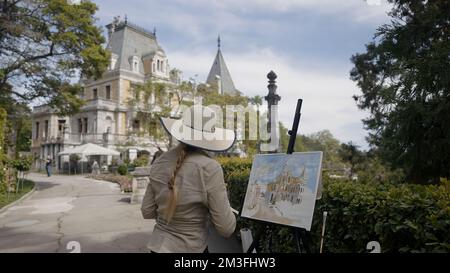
[45,156,52,177]
[151,147,164,165]
[91,160,100,175]
[141,105,236,253]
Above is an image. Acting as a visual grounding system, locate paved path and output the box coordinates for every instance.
[0,173,242,253]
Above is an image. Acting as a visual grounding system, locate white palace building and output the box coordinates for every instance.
[31,17,241,171]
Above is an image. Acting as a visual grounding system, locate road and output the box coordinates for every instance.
[0,173,241,253]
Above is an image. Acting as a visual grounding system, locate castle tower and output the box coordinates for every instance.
[206,35,238,95]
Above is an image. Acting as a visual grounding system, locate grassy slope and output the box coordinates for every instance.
[0,179,35,209]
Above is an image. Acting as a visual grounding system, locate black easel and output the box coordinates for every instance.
[246,99,310,253]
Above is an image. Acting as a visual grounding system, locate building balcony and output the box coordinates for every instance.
[32,104,54,116]
[82,98,119,111]
[32,132,162,148]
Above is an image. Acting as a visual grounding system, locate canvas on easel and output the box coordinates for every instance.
[241,151,323,231]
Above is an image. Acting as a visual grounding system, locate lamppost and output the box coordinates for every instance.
[264,70,281,153]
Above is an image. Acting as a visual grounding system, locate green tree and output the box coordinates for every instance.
[197,83,259,155]
[338,141,362,178]
[302,130,343,169]
[0,108,7,189]
[2,102,32,158]
[355,150,405,184]
[350,0,450,184]
[248,95,263,112]
[0,0,109,116]
[279,122,304,153]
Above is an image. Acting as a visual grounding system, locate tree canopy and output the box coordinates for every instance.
[350,0,450,184]
[0,0,110,115]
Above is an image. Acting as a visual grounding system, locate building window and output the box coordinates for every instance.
[83,117,88,134]
[132,119,140,131]
[130,55,139,73]
[105,116,113,134]
[44,120,49,139]
[78,119,83,133]
[161,61,164,72]
[106,85,111,100]
[35,122,40,139]
[152,62,155,72]
[110,55,117,70]
[157,60,160,71]
[93,88,98,99]
[58,120,66,136]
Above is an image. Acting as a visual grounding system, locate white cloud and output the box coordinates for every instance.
[96,0,391,47]
[172,0,392,24]
[169,47,370,149]
[93,0,381,149]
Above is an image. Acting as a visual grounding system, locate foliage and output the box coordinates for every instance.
[0,98,32,157]
[197,83,263,155]
[279,127,345,171]
[302,130,343,169]
[0,179,34,208]
[9,156,33,172]
[248,96,263,109]
[117,164,128,176]
[220,157,450,253]
[0,108,6,188]
[197,83,248,107]
[279,122,304,153]
[350,0,450,184]
[0,108,6,157]
[132,155,149,167]
[316,179,450,253]
[354,150,405,184]
[69,154,81,163]
[127,80,171,144]
[0,0,110,116]
[338,142,362,177]
[110,158,119,166]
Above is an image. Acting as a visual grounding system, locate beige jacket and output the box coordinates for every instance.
[141,145,236,253]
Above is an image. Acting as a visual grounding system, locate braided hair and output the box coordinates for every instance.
[164,143,195,223]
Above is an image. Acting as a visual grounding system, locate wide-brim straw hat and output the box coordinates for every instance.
[160,105,236,152]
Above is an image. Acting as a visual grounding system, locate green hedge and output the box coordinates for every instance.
[218,157,450,253]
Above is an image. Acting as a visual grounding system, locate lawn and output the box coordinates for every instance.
[0,179,35,209]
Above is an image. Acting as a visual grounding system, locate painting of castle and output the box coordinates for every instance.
[241,152,323,230]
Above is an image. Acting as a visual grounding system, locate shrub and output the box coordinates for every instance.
[9,156,33,172]
[117,164,128,176]
[133,155,149,167]
[70,154,81,163]
[220,156,450,253]
[316,179,450,253]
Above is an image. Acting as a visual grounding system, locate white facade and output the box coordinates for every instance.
[31,18,177,171]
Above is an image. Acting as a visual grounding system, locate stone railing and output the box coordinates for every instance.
[32,104,53,114]
[82,98,119,110]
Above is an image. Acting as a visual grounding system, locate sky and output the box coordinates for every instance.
[92,0,393,150]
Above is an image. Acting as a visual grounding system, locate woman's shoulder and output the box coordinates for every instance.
[187,152,221,171]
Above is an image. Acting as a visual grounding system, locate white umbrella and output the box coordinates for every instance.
[59,143,120,156]
[58,143,120,174]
